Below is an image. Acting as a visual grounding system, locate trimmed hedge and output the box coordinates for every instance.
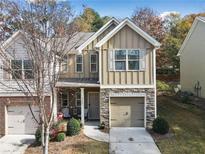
[56,132,66,142]
[67,118,81,136]
[153,117,169,135]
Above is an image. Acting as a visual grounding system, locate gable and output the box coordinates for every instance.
[1,31,28,59]
[181,21,205,58]
[103,25,153,49]
[178,17,205,56]
[97,21,118,41]
[96,19,160,48]
[77,18,119,52]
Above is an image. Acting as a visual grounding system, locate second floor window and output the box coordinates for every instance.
[90,54,97,72]
[11,60,33,79]
[61,56,68,73]
[114,49,144,71]
[76,55,83,73]
[115,50,126,70]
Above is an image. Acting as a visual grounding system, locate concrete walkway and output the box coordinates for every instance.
[0,135,35,154]
[110,128,161,154]
[83,121,109,142]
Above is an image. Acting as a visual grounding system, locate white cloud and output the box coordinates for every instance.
[160,11,180,20]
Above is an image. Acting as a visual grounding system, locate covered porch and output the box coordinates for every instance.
[54,78,100,126]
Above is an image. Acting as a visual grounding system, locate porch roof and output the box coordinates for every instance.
[56,78,100,88]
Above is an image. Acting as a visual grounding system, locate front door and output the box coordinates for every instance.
[88,92,100,120]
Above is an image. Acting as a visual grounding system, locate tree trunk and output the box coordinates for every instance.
[43,127,49,154]
[41,123,45,146]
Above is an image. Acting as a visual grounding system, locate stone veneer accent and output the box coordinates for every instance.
[100,88,156,128]
[0,96,50,135]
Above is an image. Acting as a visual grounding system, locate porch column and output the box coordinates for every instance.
[53,88,58,122]
[80,88,85,127]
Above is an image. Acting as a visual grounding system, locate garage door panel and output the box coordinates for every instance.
[7,105,39,134]
[111,97,144,127]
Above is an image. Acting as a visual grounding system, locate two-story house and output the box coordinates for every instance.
[0,18,160,135]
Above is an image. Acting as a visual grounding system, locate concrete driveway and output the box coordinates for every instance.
[0,135,35,154]
[110,128,161,154]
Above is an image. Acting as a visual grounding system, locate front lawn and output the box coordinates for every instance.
[155,96,205,154]
[25,132,108,154]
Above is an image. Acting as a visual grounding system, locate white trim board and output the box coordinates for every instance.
[109,92,146,97]
[1,30,23,49]
[100,84,155,89]
[77,17,119,53]
[0,93,50,97]
[95,18,161,48]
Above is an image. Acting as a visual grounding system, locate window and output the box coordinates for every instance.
[128,50,140,70]
[24,60,33,79]
[76,92,81,107]
[11,60,34,79]
[90,54,97,72]
[61,56,68,73]
[76,55,83,72]
[11,60,22,79]
[115,50,126,70]
[114,49,142,71]
[61,92,69,107]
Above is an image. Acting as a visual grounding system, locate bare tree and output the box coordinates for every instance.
[131,7,167,68]
[0,0,79,153]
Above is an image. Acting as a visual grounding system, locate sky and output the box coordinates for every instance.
[66,0,205,18]
[18,0,205,18]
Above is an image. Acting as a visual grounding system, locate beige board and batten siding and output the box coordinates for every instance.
[60,52,98,79]
[59,22,118,79]
[101,25,154,85]
[180,20,205,98]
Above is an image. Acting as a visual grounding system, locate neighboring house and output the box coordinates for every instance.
[0,17,160,135]
[178,16,205,98]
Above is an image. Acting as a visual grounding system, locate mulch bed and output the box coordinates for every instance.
[25,131,106,154]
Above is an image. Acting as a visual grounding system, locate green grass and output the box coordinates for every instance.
[156,96,205,154]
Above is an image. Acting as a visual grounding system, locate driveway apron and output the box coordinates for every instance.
[0,135,35,154]
[109,128,161,154]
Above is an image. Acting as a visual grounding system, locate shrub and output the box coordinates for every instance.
[99,122,105,129]
[157,80,171,91]
[179,91,192,103]
[56,132,66,142]
[56,120,68,133]
[67,118,81,136]
[49,128,58,140]
[35,128,42,144]
[152,117,169,135]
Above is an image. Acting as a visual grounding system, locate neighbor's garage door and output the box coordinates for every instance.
[7,105,40,134]
[110,97,144,127]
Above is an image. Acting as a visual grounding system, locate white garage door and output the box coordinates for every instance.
[7,105,40,134]
[111,97,145,127]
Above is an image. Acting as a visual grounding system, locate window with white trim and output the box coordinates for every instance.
[23,60,33,79]
[76,92,81,107]
[115,50,126,70]
[61,56,68,73]
[114,49,144,71]
[76,55,83,72]
[11,60,33,79]
[90,53,97,72]
[61,92,69,107]
[128,50,140,70]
